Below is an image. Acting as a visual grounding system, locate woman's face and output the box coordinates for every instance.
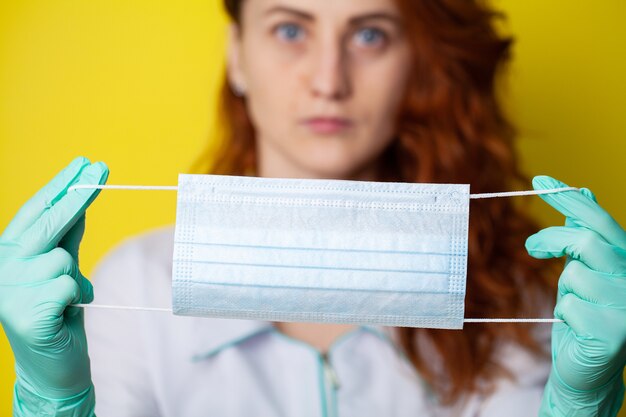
[228,0,412,179]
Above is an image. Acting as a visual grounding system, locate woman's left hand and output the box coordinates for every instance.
[525,175,626,412]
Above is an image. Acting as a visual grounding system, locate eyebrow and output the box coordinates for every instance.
[264,6,402,26]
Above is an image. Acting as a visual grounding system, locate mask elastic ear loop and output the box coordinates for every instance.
[73,303,172,312]
[67,183,578,324]
[70,303,564,323]
[68,183,580,197]
[469,186,579,199]
[68,184,178,191]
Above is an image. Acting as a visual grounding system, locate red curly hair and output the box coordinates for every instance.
[194,0,559,404]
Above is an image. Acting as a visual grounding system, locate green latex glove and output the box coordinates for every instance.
[0,157,108,416]
[526,175,626,416]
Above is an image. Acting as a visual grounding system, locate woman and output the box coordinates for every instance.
[1,0,625,416]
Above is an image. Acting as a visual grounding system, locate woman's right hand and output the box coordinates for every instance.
[0,157,108,414]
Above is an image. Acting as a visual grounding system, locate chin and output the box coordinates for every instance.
[297,157,369,180]
[295,134,387,180]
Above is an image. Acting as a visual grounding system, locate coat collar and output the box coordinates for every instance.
[190,318,401,362]
[190,318,275,362]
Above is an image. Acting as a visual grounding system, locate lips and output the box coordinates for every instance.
[302,117,353,134]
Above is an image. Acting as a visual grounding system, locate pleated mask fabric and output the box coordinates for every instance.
[172,174,470,329]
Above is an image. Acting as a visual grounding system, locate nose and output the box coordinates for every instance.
[309,38,351,101]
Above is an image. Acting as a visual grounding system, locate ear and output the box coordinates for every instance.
[226,23,247,96]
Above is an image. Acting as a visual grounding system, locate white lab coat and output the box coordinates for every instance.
[84,226,551,417]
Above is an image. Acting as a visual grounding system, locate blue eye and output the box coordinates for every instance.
[275,23,305,42]
[354,27,386,47]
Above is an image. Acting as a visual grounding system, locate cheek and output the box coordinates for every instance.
[244,57,299,139]
[356,54,411,140]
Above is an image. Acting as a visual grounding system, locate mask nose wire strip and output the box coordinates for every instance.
[67,183,579,323]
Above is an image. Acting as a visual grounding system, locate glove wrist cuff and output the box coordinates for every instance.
[13,382,95,417]
[14,360,93,401]
[540,369,625,417]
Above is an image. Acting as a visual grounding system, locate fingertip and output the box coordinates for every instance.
[94,161,110,185]
[51,272,86,318]
[53,274,81,304]
[79,162,109,188]
[78,161,109,186]
[95,160,108,168]
[63,158,90,180]
[532,175,569,191]
[526,250,553,260]
[524,232,545,253]
[67,274,90,317]
[524,232,562,259]
[580,187,598,203]
[92,160,108,172]
[532,175,551,190]
[524,234,536,252]
[48,158,92,205]
[552,292,573,323]
[71,156,91,167]
[532,175,554,191]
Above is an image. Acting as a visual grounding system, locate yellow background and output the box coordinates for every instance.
[1,0,624,413]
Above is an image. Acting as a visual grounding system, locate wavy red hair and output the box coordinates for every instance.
[194,0,560,404]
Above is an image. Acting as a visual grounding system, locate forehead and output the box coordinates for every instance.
[242,0,401,23]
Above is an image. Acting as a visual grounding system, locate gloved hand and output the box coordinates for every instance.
[525,175,626,416]
[0,157,108,416]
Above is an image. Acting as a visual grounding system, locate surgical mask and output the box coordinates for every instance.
[171,174,470,329]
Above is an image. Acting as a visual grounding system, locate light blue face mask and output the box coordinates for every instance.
[172,174,470,329]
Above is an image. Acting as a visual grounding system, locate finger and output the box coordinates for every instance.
[53,272,89,317]
[51,208,90,303]
[562,188,596,229]
[0,246,78,285]
[554,292,610,338]
[580,187,598,203]
[526,226,626,275]
[45,274,83,318]
[41,273,86,320]
[58,214,85,262]
[0,274,79,342]
[558,260,626,306]
[1,247,94,307]
[20,161,109,256]
[45,248,93,304]
[25,274,84,324]
[65,273,92,317]
[532,176,626,249]
[1,157,90,241]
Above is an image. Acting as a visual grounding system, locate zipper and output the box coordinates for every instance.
[319,351,340,417]
[270,326,358,417]
[321,351,341,390]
